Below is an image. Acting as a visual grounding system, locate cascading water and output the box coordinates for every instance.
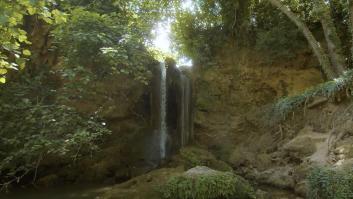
[153,62,193,161]
[180,74,192,147]
[159,63,168,159]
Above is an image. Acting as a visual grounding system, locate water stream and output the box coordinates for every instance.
[159,62,167,160]
[180,73,192,147]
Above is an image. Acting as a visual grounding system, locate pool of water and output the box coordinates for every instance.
[0,185,108,199]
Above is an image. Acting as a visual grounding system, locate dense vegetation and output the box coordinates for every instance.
[308,167,353,199]
[161,168,255,199]
[3,0,353,197]
[0,0,172,189]
[173,0,353,78]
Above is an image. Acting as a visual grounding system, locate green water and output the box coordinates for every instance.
[0,185,108,199]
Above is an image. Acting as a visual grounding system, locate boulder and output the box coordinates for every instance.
[255,166,295,189]
[161,166,256,199]
[174,147,233,172]
[100,167,183,199]
[282,126,328,163]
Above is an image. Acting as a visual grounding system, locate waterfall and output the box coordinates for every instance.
[159,63,167,159]
[153,62,192,161]
[180,72,192,147]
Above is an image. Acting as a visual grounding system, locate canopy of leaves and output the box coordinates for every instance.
[0,70,110,188]
[0,0,172,188]
[171,0,352,64]
[0,0,66,83]
[53,8,154,84]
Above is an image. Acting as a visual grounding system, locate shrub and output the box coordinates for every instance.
[160,167,255,199]
[0,72,110,188]
[308,167,353,199]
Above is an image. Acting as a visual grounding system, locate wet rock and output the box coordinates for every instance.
[229,146,256,168]
[282,126,327,163]
[256,166,295,189]
[37,174,61,187]
[174,146,233,171]
[256,189,271,199]
[334,158,353,171]
[100,167,183,199]
[294,181,308,197]
[229,146,273,172]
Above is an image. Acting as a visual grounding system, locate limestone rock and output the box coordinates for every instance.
[256,189,271,199]
[294,181,308,197]
[282,126,329,164]
[175,146,233,172]
[255,166,295,189]
[100,167,183,199]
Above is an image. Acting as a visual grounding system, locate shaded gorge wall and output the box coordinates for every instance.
[148,60,194,163]
[166,60,194,157]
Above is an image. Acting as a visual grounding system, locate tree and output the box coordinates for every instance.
[348,0,353,59]
[267,0,349,79]
[0,0,172,188]
[315,0,346,74]
[0,0,66,83]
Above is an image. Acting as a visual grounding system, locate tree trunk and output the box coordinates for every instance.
[348,0,353,61]
[316,0,346,75]
[267,0,337,79]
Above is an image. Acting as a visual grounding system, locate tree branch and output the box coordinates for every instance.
[267,0,337,79]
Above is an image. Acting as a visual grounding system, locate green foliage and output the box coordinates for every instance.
[0,0,176,188]
[172,10,225,65]
[269,70,353,121]
[0,71,110,187]
[160,170,255,199]
[53,8,155,84]
[253,1,308,59]
[171,0,253,64]
[171,0,314,64]
[308,167,353,199]
[0,0,66,82]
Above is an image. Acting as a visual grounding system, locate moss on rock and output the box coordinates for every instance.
[177,147,233,172]
[160,166,255,199]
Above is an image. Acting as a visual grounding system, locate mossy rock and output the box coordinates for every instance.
[160,166,256,199]
[101,167,183,199]
[178,147,233,172]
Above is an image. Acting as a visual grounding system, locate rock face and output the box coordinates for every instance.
[161,166,256,199]
[173,146,233,171]
[193,48,323,163]
[101,167,184,199]
[62,73,158,184]
[282,126,329,164]
[99,147,242,199]
[37,61,174,185]
[164,60,194,158]
[255,166,296,189]
[100,166,255,199]
[192,46,353,197]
